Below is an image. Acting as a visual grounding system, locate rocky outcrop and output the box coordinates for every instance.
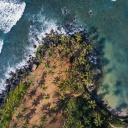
[0,56,41,107]
[32,64,37,71]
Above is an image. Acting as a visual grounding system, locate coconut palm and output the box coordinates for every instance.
[83,93,90,100]
[82,41,87,47]
[84,118,90,125]
[57,44,64,51]
[76,33,82,42]
[40,116,47,124]
[42,86,47,91]
[78,57,87,65]
[86,44,93,52]
[59,35,66,43]
[86,64,91,71]
[93,112,103,127]
[70,37,75,44]
[88,100,96,109]
[44,94,50,99]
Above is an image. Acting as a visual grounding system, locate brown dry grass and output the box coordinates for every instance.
[9,48,70,128]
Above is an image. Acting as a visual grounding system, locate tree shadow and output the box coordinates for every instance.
[102,84,109,92]
[115,81,122,88]
[116,103,128,111]
[97,90,110,99]
[89,27,97,34]
[40,102,51,111]
[113,89,122,96]
[28,89,37,99]
[106,68,113,74]
[23,108,36,122]
[39,72,47,85]
[49,117,57,124]
[101,58,110,66]
[44,110,53,117]
[23,111,33,122]
[37,93,44,101]
[32,99,40,106]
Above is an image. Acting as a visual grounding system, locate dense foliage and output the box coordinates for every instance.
[0,82,30,128]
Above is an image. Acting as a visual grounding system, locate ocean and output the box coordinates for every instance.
[0,0,128,113]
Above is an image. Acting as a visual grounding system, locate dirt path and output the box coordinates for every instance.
[10,50,70,128]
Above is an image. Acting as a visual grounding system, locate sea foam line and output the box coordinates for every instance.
[0,39,3,54]
[0,10,66,92]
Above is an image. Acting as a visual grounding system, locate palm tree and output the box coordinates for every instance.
[82,41,87,47]
[44,94,50,99]
[40,116,47,124]
[76,33,82,42]
[93,112,103,127]
[64,69,70,74]
[52,80,58,86]
[88,100,96,109]
[86,64,91,71]
[60,95,66,100]
[47,70,54,75]
[86,44,93,52]
[65,36,70,44]
[52,104,58,110]
[59,35,66,43]
[83,93,90,100]
[57,44,64,51]
[44,63,49,68]
[84,71,92,86]
[94,118,103,127]
[78,57,86,65]
[84,118,90,125]
[70,37,75,44]
[42,86,47,91]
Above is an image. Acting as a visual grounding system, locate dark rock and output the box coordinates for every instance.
[5,84,11,92]
[5,79,10,84]
[33,45,37,48]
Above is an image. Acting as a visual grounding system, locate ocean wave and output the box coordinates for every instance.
[0,0,26,33]
[28,9,66,56]
[0,39,3,54]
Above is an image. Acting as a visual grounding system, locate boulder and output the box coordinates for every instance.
[33,44,37,48]
[93,69,102,75]
[32,64,37,71]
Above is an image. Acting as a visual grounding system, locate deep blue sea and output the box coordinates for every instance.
[0,0,128,113]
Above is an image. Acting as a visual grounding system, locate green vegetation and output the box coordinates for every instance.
[0,82,30,128]
[63,96,127,128]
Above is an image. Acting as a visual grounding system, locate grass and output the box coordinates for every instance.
[0,82,30,128]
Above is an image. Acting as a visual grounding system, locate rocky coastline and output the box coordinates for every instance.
[0,56,40,106]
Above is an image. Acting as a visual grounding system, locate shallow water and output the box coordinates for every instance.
[0,0,128,112]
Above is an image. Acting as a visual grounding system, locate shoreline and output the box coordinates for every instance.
[0,26,128,123]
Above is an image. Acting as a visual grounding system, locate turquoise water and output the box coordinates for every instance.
[0,0,128,112]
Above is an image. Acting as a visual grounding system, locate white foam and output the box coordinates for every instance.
[0,39,3,54]
[28,10,66,55]
[0,0,26,33]
[0,7,66,93]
